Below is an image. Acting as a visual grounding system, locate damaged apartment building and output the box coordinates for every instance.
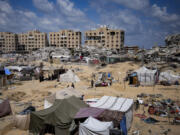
[0,30,48,54]
[49,30,81,49]
[84,26,125,51]
[0,32,18,53]
[17,30,48,53]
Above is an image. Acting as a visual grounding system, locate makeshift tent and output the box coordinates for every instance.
[159,71,180,84]
[75,107,124,128]
[60,70,80,83]
[0,99,12,118]
[75,107,105,119]
[90,96,133,130]
[13,114,30,130]
[79,116,113,135]
[29,96,88,135]
[44,88,83,109]
[135,66,157,86]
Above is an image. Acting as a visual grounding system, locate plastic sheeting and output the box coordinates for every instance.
[60,70,80,83]
[159,71,180,84]
[135,66,157,86]
[79,116,113,135]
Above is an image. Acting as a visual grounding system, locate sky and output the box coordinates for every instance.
[0,0,180,48]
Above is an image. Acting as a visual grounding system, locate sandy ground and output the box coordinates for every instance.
[0,61,180,135]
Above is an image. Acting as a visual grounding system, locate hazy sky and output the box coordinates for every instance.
[0,0,180,48]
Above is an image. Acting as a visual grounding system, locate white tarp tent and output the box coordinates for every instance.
[79,116,113,135]
[159,70,180,84]
[60,70,80,83]
[135,66,157,86]
[44,87,82,109]
[90,96,133,130]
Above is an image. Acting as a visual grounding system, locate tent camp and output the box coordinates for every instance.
[90,96,133,130]
[135,66,157,86]
[60,70,80,83]
[79,116,113,135]
[29,96,88,135]
[44,88,83,109]
[159,71,180,84]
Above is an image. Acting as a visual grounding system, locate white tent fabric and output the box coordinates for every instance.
[135,66,157,86]
[44,88,82,109]
[90,96,133,130]
[79,116,113,135]
[159,71,180,84]
[60,70,80,83]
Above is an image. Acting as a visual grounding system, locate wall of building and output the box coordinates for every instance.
[49,30,81,49]
[85,27,124,50]
[0,32,17,53]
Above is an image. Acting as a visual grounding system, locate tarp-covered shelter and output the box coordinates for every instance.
[0,99,12,118]
[29,96,88,135]
[159,71,180,84]
[44,88,83,109]
[90,96,133,130]
[135,66,157,86]
[60,70,80,83]
[79,116,113,135]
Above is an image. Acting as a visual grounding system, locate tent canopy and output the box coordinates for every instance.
[44,88,83,109]
[79,116,113,135]
[90,96,133,112]
[30,96,88,135]
[135,66,157,86]
[60,70,80,83]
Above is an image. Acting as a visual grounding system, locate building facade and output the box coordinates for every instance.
[17,30,48,53]
[49,30,81,49]
[0,32,18,53]
[85,27,125,50]
[123,46,139,54]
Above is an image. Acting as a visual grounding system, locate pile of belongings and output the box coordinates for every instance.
[159,70,180,85]
[95,72,113,87]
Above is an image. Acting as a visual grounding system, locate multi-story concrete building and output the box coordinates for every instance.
[49,30,81,49]
[0,32,18,53]
[85,27,125,50]
[17,30,48,53]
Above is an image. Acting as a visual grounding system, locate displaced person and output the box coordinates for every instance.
[91,80,94,88]
[71,83,75,88]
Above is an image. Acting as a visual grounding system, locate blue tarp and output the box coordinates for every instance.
[5,68,11,75]
[108,73,111,78]
[120,115,127,135]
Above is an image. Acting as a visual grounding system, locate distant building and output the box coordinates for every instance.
[165,34,180,46]
[49,30,81,49]
[84,26,124,51]
[124,46,139,53]
[17,30,48,53]
[0,32,18,53]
